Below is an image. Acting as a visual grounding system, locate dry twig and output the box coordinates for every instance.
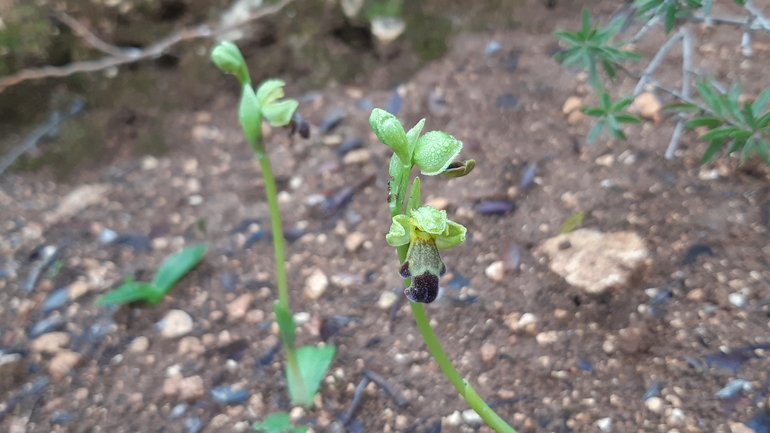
[0,0,293,93]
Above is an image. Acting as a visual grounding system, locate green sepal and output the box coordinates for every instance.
[411,206,447,235]
[262,99,298,127]
[370,108,409,165]
[239,84,262,146]
[405,118,426,160]
[435,220,466,250]
[256,80,298,127]
[385,214,411,247]
[442,159,476,177]
[211,41,250,86]
[413,131,463,175]
[273,301,296,349]
[405,177,421,217]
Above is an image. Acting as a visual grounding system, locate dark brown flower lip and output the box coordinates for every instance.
[405,272,440,303]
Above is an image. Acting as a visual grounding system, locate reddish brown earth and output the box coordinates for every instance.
[2,1,770,433]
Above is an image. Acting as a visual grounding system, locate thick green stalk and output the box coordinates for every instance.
[393,176,517,433]
[250,138,308,404]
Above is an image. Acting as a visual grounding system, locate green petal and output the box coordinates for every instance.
[413,131,463,175]
[411,206,447,235]
[385,215,411,246]
[405,118,426,160]
[262,99,298,127]
[239,84,262,145]
[256,79,286,106]
[370,108,409,165]
[436,220,466,250]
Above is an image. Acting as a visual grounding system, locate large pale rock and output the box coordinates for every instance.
[535,229,648,294]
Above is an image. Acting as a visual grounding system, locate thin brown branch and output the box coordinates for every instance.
[0,0,292,93]
[54,11,139,58]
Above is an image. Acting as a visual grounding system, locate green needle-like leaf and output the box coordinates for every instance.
[587,118,606,144]
[701,139,723,163]
[752,87,770,118]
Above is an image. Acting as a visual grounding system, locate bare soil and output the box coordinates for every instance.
[2,1,770,433]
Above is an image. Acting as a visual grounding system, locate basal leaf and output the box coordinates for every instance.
[253,412,291,433]
[287,344,336,406]
[152,244,207,291]
[96,281,162,306]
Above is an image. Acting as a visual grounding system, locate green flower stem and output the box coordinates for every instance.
[393,180,516,433]
[249,136,309,404]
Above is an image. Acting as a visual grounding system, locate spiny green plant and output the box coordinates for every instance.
[97,243,207,306]
[211,41,335,409]
[555,2,770,165]
[370,108,517,432]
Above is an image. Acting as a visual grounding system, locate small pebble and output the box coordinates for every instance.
[485,40,502,55]
[41,288,70,313]
[128,336,150,353]
[184,417,203,433]
[595,154,615,167]
[342,149,371,165]
[485,261,505,282]
[29,314,64,338]
[158,310,194,339]
[178,375,205,401]
[31,332,70,354]
[344,232,367,252]
[294,312,311,326]
[446,411,462,426]
[645,396,665,414]
[562,96,582,115]
[170,403,189,419]
[462,409,483,427]
[177,337,204,355]
[188,195,203,206]
[377,291,398,310]
[210,385,249,405]
[597,417,612,432]
[304,269,329,300]
[480,342,498,362]
[98,228,119,244]
[227,293,254,320]
[728,292,747,308]
[142,155,159,170]
[49,350,82,381]
[425,197,449,210]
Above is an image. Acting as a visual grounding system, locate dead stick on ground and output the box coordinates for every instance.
[53,11,139,58]
[362,368,409,408]
[340,377,369,426]
[0,0,292,93]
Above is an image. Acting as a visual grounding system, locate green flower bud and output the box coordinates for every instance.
[370,108,409,165]
[211,41,250,86]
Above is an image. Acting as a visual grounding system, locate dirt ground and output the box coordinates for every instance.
[2,1,770,432]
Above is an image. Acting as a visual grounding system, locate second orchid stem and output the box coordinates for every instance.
[393,179,516,433]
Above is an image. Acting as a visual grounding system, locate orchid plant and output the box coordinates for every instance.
[370,108,517,432]
[211,42,334,411]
